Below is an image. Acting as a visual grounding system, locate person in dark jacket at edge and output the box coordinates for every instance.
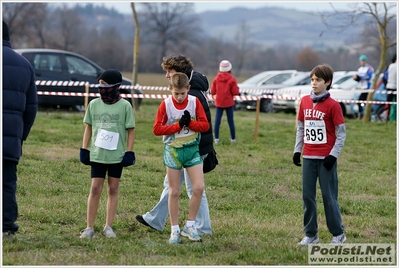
[2,20,38,242]
[135,55,215,234]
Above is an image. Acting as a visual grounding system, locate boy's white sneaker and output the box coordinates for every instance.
[102,226,116,238]
[169,230,181,244]
[330,233,346,245]
[80,227,94,239]
[298,235,319,246]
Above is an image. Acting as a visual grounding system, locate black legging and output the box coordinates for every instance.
[358,92,368,118]
[386,88,397,120]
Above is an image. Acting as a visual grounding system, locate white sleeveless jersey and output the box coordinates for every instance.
[163,95,199,148]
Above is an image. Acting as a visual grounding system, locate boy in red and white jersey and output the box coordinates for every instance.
[153,72,209,244]
[293,64,347,246]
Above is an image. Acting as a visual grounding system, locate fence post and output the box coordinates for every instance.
[254,97,260,142]
[84,82,89,112]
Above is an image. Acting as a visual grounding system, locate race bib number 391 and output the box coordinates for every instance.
[304,120,327,144]
[94,129,119,150]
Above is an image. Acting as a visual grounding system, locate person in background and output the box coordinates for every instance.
[210,60,240,144]
[135,55,214,235]
[353,54,374,119]
[385,54,397,122]
[2,20,38,242]
[79,69,136,239]
[374,54,396,122]
[293,64,347,246]
[153,72,209,244]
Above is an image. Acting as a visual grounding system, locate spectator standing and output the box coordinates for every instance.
[353,55,374,119]
[2,20,38,242]
[210,60,240,144]
[293,64,347,246]
[79,69,136,239]
[385,54,397,122]
[135,55,214,235]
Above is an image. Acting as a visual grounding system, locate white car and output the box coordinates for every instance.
[238,71,309,112]
[272,71,357,114]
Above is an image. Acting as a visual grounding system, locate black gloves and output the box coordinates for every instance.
[323,155,337,171]
[80,148,91,165]
[293,152,301,166]
[179,110,191,128]
[121,151,136,167]
[293,152,336,170]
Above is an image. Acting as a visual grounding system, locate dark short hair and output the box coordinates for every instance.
[161,55,193,77]
[310,64,334,90]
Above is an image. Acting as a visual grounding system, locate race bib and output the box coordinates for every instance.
[169,126,197,148]
[304,120,327,144]
[175,126,195,139]
[94,129,119,150]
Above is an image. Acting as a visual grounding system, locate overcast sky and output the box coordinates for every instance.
[64,1,356,14]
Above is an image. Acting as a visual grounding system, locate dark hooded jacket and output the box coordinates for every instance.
[3,39,38,163]
[187,71,214,156]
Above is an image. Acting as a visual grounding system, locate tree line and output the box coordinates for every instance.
[2,2,397,77]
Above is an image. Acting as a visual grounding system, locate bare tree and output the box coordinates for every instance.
[2,3,48,48]
[296,47,320,71]
[320,2,397,122]
[131,2,140,111]
[234,20,251,77]
[48,4,85,51]
[139,2,201,62]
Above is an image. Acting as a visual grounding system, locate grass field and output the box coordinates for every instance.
[2,101,397,265]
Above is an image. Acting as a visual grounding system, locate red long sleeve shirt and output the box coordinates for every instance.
[153,95,210,136]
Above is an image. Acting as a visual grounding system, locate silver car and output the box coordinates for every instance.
[237,71,308,112]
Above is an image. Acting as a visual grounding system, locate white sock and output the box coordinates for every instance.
[186,220,195,228]
[171,225,180,233]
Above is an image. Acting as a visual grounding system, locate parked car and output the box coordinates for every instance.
[238,71,309,112]
[15,48,143,111]
[272,71,357,114]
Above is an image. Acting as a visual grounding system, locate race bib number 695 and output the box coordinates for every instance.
[304,120,327,144]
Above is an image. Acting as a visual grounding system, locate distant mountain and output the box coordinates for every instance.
[196,7,360,48]
[58,4,367,49]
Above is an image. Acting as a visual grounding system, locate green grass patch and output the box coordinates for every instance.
[2,103,396,265]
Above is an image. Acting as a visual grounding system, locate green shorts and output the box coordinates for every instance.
[163,144,202,170]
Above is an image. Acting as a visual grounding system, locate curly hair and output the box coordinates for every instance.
[161,54,194,77]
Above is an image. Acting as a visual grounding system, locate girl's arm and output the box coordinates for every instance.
[82,124,92,149]
[126,128,135,151]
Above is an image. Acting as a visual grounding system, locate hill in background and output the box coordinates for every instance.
[197,6,359,48]
[65,3,361,50]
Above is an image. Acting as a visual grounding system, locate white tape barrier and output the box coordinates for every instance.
[35,80,397,105]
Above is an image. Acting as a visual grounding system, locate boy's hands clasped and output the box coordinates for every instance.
[179,110,191,128]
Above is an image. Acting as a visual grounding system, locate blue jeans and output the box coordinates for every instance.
[142,158,212,234]
[214,106,235,140]
[3,160,19,234]
[302,158,344,237]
